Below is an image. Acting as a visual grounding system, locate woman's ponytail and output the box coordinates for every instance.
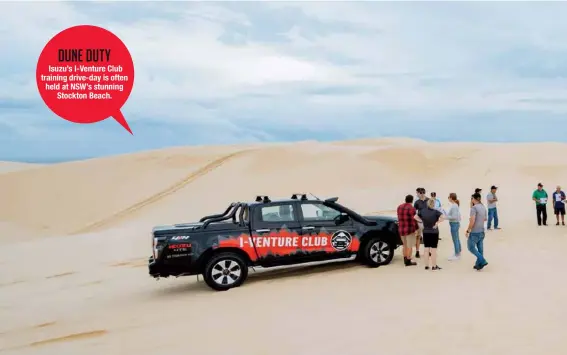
[449,193,460,206]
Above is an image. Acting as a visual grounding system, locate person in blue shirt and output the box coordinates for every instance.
[552,185,566,226]
[430,192,442,209]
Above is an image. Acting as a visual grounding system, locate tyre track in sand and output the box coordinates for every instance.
[71,149,254,235]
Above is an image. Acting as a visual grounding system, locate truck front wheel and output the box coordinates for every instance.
[203,252,248,291]
[361,237,394,267]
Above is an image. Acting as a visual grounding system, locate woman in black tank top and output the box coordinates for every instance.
[415,198,444,270]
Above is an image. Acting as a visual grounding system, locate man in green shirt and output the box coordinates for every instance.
[532,183,548,226]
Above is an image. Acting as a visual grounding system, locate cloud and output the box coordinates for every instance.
[1,1,567,160]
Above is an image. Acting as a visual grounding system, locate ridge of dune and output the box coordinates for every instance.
[71,148,255,235]
[0,138,567,239]
[2,139,567,239]
[0,161,44,174]
[331,137,428,146]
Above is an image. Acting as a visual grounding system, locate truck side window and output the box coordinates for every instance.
[301,203,341,221]
[260,204,295,222]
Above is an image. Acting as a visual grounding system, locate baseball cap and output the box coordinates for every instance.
[491,185,498,190]
[538,182,543,187]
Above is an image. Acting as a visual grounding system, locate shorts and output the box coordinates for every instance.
[555,206,565,215]
[423,231,439,248]
[402,231,417,246]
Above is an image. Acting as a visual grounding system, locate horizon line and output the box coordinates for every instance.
[3,137,567,164]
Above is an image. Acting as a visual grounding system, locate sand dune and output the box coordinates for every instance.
[2,138,567,355]
[0,161,43,174]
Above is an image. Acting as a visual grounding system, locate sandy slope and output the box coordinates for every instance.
[2,138,567,355]
[0,161,43,173]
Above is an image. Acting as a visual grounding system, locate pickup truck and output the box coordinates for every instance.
[148,194,402,291]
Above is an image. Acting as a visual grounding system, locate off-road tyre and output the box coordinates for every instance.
[203,252,248,291]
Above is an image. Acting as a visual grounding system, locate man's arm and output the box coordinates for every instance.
[532,191,537,202]
[414,209,422,222]
[410,207,416,218]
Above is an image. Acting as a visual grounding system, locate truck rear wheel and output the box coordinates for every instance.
[203,252,248,291]
[361,237,394,267]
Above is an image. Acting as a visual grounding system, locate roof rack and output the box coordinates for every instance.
[290,193,308,200]
[255,195,271,203]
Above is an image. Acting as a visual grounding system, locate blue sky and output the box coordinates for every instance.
[1,1,567,161]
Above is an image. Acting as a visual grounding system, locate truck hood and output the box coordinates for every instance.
[363,215,398,223]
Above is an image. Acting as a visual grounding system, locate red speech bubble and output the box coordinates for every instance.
[36,25,135,134]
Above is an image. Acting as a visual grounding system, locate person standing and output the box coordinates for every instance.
[413,187,429,258]
[552,185,566,226]
[486,186,500,230]
[431,192,442,209]
[397,195,418,266]
[466,192,488,270]
[446,193,462,261]
[415,198,444,270]
[430,192,443,240]
[471,188,482,207]
[532,183,549,226]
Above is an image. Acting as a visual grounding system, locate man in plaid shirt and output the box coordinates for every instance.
[397,194,418,266]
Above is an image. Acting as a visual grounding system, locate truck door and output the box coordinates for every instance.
[249,201,304,266]
[298,201,358,260]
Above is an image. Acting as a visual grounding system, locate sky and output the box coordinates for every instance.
[1,1,567,162]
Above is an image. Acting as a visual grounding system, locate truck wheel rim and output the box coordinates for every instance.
[370,241,390,263]
[211,259,242,285]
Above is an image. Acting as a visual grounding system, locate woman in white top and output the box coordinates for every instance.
[446,192,462,260]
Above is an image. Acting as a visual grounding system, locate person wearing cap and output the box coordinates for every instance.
[486,186,500,230]
[552,185,566,226]
[532,183,549,226]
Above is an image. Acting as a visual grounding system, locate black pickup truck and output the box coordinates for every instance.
[148,194,402,291]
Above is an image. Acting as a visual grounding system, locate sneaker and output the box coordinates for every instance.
[487,228,492,230]
[563,222,565,226]
[415,251,420,258]
[556,222,560,226]
[495,227,501,230]
[432,265,442,270]
[425,266,429,270]
[448,255,460,261]
[478,262,488,270]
